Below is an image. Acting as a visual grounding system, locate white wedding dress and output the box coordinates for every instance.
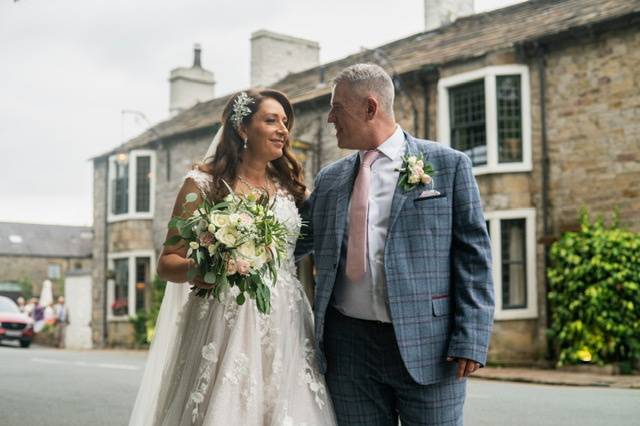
[130,170,336,426]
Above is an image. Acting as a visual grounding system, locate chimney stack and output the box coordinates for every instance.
[251,30,320,87]
[169,44,215,117]
[424,0,474,31]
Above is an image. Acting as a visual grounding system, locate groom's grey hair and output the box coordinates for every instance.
[333,63,395,118]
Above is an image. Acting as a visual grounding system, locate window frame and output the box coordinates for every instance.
[437,65,532,175]
[48,264,61,280]
[107,149,156,222]
[107,250,155,320]
[485,208,538,320]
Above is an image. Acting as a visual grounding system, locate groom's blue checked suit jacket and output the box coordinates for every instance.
[296,132,495,386]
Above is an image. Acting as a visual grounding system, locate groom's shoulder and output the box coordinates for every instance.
[316,154,356,181]
[408,134,466,165]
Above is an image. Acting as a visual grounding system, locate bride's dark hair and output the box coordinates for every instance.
[198,89,306,207]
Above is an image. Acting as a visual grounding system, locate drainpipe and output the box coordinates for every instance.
[536,43,553,361]
[102,159,109,347]
[419,65,438,140]
[421,77,430,139]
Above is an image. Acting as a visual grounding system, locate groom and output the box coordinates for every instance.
[296,63,494,425]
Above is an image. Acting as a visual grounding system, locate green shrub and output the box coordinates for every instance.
[547,209,640,368]
[129,310,149,347]
[129,276,167,346]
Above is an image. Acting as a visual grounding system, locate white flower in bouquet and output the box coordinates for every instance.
[238,241,257,259]
[238,212,254,227]
[211,212,230,228]
[215,226,238,247]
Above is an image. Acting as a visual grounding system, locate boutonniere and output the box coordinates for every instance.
[396,154,435,192]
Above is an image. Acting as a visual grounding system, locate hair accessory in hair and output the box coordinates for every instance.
[230,92,255,131]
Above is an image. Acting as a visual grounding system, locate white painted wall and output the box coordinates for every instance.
[64,273,93,350]
[251,30,320,88]
[424,0,474,31]
[169,45,215,116]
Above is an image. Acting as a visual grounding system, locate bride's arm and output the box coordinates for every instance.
[157,178,212,289]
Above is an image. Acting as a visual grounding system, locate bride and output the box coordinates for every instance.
[129,89,336,426]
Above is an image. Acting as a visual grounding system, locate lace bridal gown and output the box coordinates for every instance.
[131,170,336,426]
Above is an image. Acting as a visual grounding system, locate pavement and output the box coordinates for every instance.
[473,366,640,389]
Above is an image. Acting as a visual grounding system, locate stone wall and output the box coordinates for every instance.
[544,26,640,233]
[0,255,91,296]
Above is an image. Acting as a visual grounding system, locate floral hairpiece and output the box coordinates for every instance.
[230,92,255,131]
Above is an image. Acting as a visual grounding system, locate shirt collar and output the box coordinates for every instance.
[359,125,405,162]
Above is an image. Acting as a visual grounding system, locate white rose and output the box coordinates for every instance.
[408,174,420,184]
[407,156,417,165]
[416,160,424,169]
[207,223,216,233]
[189,241,200,250]
[410,165,423,177]
[237,241,256,259]
[210,213,230,228]
[256,246,270,267]
[214,227,238,247]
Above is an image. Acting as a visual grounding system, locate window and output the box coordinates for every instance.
[449,79,486,166]
[112,160,128,215]
[108,251,154,318]
[48,264,61,279]
[438,65,531,175]
[485,209,537,320]
[107,150,155,222]
[112,259,129,316]
[135,257,151,312]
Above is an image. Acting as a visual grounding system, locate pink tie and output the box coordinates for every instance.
[346,150,380,282]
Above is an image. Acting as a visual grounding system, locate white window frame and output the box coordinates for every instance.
[107,149,156,223]
[107,250,155,320]
[48,264,61,279]
[438,65,532,175]
[485,208,537,320]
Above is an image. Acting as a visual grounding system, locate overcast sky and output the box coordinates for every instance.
[0,0,525,226]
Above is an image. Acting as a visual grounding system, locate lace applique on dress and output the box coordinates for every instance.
[188,341,220,423]
[298,338,328,409]
[184,169,213,198]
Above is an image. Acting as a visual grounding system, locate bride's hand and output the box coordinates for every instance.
[187,259,214,289]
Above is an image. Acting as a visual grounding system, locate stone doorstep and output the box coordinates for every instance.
[471,367,640,389]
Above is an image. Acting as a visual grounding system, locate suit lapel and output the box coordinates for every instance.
[387,133,433,232]
[330,153,359,254]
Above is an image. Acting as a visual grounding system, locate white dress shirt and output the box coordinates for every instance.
[332,125,406,322]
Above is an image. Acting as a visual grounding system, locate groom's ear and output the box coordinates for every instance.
[365,96,379,120]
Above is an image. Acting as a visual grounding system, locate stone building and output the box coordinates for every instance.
[91,0,640,360]
[0,222,93,297]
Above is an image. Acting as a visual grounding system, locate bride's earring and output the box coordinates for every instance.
[243,137,248,150]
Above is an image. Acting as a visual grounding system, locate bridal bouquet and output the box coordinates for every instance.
[164,185,289,314]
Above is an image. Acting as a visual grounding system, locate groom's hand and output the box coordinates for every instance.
[447,356,481,380]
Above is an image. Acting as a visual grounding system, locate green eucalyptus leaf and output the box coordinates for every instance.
[236,293,246,305]
[203,271,217,284]
[185,192,198,203]
[163,235,183,246]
